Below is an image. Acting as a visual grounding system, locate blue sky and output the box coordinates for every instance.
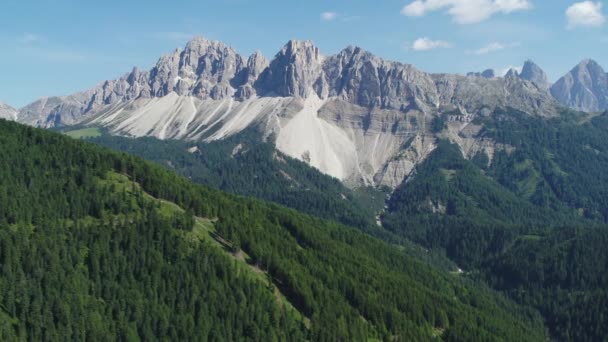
[1,0,607,107]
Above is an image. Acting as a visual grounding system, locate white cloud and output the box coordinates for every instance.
[471,41,519,54]
[320,12,363,22]
[476,42,506,54]
[401,0,532,24]
[412,37,453,51]
[321,12,338,21]
[566,1,605,28]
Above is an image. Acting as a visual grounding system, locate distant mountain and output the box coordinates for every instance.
[551,59,608,112]
[519,60,550,90]
[12,36,559,189]
[467,69,496,78]
[0,101,17,120]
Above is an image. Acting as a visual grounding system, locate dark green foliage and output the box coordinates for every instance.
[0,121,306,341]
[383,139,576,267]
[431,115,447,133]
[483,227,608,342]
[383,109,608,341]
[87,129,381,232]
[0,119,547,341]
[484,109,608,221]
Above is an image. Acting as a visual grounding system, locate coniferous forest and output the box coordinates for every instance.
[382,109,608,341]
[0,119,549,341]
[73,108,608,341]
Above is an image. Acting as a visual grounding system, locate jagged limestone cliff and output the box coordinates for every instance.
[13,37,564,188]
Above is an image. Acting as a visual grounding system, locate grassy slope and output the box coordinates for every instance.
[64,127,102,139]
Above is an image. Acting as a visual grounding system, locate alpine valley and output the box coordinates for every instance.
[4,36,608,341]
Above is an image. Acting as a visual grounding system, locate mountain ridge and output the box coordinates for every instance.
[6,36,607,188]
[14,36,561,127]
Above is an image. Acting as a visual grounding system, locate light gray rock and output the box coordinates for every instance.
[0,101,17,120]
[551,59,608,112]
[255,40,325,98]
[14,37,572,189]
[432,72,558,117]
[236,51,269,100]
[519,60,550,90]
[323,46,437,112]
[18,37,562,128]
[18,36,250,127]
[18,96,91,128]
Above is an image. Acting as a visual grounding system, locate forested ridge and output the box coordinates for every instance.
[85,128,385,233]
[65,108,608,341]
[0,119,547,341]
[382,109,608,341]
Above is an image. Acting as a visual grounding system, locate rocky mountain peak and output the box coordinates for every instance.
[324,46,439,110]
[184,36,222,50]
[566,59,606,81]
[15,36,568,131]
[519,60,549,89]
[577,58,602,69]
[336,45,372,59]
[255,40,326,98]
[504,68,520,79]
[551,59,608,112]
[246,51,269,80]
[0,101,17,120]
[234,51,270,100]
[135,36,248,100]
[282,40,321,60]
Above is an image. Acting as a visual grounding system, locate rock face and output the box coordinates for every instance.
[433,71,557,117]
[519,60,550,90]
[15,37,567,188]
[256,40,325,98]
[323,46,438,111]
[551,59,608,112]
[0,102,17,120]
[18,37,262,127]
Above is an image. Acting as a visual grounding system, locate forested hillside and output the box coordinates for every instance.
[79,128,385,233]
[0,119,547,341]
[382,109,608,341]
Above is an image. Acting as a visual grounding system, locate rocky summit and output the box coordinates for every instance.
[0,101,17,120]
[9,36,602,188]
[519,60,550,90]
[551,59,608,112]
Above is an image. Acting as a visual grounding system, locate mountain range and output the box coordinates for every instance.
[3,36,608,341]
[4,37,608,189]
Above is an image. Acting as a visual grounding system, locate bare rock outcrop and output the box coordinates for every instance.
[551,59,608,112]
